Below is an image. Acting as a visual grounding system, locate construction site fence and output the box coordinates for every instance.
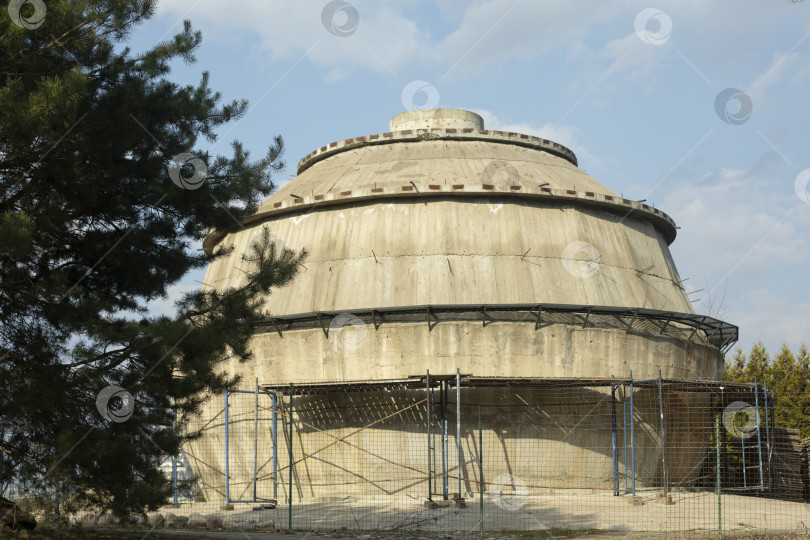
[10,375,810,537]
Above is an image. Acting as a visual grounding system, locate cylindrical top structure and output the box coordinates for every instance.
[389,108,484,131]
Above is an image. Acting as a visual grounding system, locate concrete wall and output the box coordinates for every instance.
[203,198,692,316]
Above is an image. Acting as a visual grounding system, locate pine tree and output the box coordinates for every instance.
[742,341,770,385]
[722,342,810,438]
[0,1,303,517]
[790,344,810,438]
[723,348,746,382]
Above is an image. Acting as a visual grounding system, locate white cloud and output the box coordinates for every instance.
[726,288,810,354]
[663,156,810,352]
[436,1,617,78]
[156,1,436,78]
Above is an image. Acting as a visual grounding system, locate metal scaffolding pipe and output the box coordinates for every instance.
[426,370,432,501]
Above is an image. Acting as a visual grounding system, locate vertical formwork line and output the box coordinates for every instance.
[611,385,618,495]
[426,370,432,502]
[225,389,230,507]
[288,383,293,531]
[254,378,259,502]
[457,369,462,499]
[272,393,278,501]
[657,371,667,495]
[629,371,636,496]
[754,379,764,490]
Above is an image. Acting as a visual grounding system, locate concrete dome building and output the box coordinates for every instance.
[188,109,737,506]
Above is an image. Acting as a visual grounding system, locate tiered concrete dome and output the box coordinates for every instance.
[202,109,722,383]
[191,109,737,504]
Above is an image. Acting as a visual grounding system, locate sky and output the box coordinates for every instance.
[132,0,810,359]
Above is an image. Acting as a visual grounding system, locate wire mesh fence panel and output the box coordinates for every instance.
[13,377,810,536]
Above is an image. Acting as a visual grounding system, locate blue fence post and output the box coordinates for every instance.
[224,389,230,507]
[272,393,278,500]
[762,381,771,489]
[754,379,764,490]
[657,370,667,495]
[172,405,178,506]
[611,384,618,495]
[629,370,636,496]
[254,378,259,501]
[741,416,747,489]
[623,387,628,494]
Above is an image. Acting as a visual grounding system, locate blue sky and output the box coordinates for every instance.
[133,1,810,358]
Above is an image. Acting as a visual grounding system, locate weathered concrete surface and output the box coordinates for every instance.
[203,199,691,316]
[240,323,721,383]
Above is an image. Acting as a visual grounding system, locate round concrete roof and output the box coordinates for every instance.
[204,109,677,254]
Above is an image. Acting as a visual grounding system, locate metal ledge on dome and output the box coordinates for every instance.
[253,303,738,351]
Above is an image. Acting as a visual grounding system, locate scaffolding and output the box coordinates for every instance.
[172,373,809,534]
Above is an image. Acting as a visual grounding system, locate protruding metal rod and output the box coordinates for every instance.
[657,370,667,495]
[272,393,278,500]
[288,383,294,530]
[457,368,462,498]
[754,379,764,490]
[629,371,636,496]
[225,389,230,506]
